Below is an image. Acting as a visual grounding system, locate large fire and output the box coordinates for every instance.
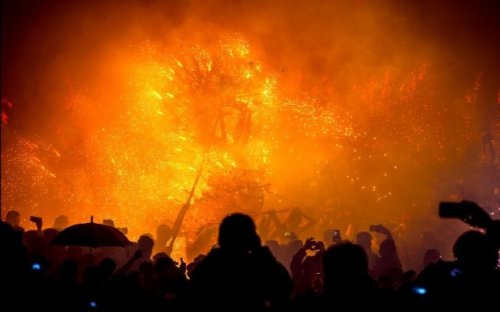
[2,1,499,259]
[2,36,347,237]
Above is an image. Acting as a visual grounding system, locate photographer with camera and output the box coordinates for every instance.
[411,200,500,308]
[29,216,43,232]
[290,237,325,298]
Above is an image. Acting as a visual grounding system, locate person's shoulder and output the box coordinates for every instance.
[197,248,223,266]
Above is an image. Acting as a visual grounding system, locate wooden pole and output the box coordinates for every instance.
[166,110,223,255]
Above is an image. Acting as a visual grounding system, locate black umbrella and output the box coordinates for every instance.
[51,217,132,248]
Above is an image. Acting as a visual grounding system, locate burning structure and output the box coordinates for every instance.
[2,0,499,257]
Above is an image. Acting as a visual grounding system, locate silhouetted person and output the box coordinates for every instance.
[281,239,303,274]
[417,230,500,309]
[155,255,189,304]
[53,215,69,231]
[54,259,81,311]
[6,210,23,232]
[154,224,172,254]
[369,224,402,279]
[453,230,498,278]
[99,258,117,282]
[186,254,205,279]
[321,243,378,309]
[186,223,218,261]
[190,213,292,312]
[290,237,324,297]
[374,238,403,288]
[1,220,29,310]
[130,234,154,271]
[42,228,65,270]
[356,231,379,272]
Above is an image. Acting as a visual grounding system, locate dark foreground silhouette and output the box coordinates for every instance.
[1,200,499,311]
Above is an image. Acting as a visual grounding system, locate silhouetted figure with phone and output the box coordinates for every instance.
[290,237,324,297]
[369,225,402,280]
[413,200,500,308]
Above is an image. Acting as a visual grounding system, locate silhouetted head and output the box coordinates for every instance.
[156,255,180,278]
[102,219,114,227]
[53,215,69,230]
[356,231,372,251]
[453,230,498,274]
[423,248,441,267]
[99,258,117,277]
[156,224,172,244]
[153,252,171,263]
[6,210,20,227]
[138,234,155,259]
[218,213,260,252]
[323,243,368,291]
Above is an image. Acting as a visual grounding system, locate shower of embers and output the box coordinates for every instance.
[1,1,499,257]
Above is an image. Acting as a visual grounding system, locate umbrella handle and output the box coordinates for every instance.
[89,246,92,264]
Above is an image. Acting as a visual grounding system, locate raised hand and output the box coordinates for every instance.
[460,200,492,228]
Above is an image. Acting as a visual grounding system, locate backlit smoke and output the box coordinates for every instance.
[2,0,499,246]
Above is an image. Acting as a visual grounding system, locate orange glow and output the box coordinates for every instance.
[2,1,499,258]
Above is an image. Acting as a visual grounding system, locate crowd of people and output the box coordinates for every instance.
[1,200,499,311]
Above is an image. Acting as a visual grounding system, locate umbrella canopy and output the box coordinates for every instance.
[51,220,132,248]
